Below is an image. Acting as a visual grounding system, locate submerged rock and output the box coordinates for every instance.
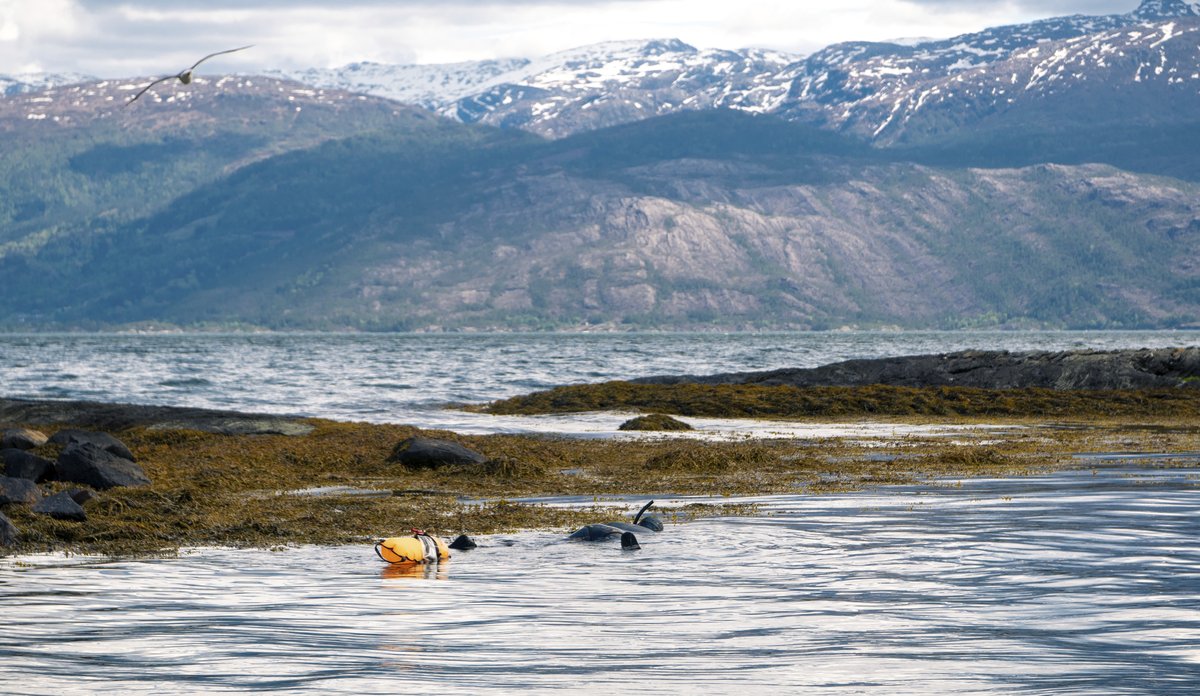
[56,442,150,490]
[388,437,486,470]
[1,427,48,450]
[49,429,136,462]
[2,448,55,482]
[619,414,694,431]
[32,491,87,522]
[0,475,41,505]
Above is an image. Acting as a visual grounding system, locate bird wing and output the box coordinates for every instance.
[186,44,254,73]
[125,74,180,106]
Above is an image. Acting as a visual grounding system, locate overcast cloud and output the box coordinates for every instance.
[0,0,1142,77]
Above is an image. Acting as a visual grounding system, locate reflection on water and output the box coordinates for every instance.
[380,562,450,581]
[3,465,1199,694]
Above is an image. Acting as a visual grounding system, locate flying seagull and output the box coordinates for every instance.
[125,45,253,106]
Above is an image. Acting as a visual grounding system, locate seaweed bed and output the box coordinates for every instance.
[5,384,1200,557]
[478,382,1200,418]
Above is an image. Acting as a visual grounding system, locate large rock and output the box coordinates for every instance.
[48,429,136,462]
[2,448,55,482]
[388,436,486,470]
[0,476,41,505]
[0,511,17,547]
[635,347,1200,391]
[32,491,86,522]
[56,442,150,490]
[1,427,48,450]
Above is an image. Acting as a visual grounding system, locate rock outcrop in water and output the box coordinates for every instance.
[634,348,1200,391]
[0,399,314,436]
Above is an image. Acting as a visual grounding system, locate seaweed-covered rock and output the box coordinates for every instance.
[49,429,136,462]
[1,427,48,450]
[0,475,41,505]
[0,511,17,547]
[32,491,86,522]
[56,442,150,490]
[388,437,486,470]
[619,414,694,431]
[2,448,55,482]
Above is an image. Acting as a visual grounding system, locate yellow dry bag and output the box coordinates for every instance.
[375,530,451,565]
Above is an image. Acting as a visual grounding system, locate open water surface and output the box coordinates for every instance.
[2,464,1198,694]
[1,331,1198,430]
[3,331,1200,693]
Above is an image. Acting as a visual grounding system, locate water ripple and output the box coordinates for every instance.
[3,467,1199,694]
[2,331,1199,427]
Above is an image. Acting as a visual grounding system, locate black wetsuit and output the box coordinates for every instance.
[567,514,663,541]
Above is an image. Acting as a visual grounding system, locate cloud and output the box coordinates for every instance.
[2,0,1146,77]
[901,0,1132,13]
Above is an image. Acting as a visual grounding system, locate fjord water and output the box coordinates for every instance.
[3,466,1198,694]
[4,331,1200,693]
[2,330,1200,429]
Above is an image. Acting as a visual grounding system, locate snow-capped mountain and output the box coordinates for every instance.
[9,0,1199,142]
[775,0,1200,141]
[0,72,95,96]
[260,0,1200,139]
[847,19,1200,144]
[272,39,799,138]
[263,57,532,110]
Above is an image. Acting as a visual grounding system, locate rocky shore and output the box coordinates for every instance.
[634,348,1200,391]
[5,347,1200,557]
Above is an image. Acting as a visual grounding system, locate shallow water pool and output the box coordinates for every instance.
[3,465,1199,694]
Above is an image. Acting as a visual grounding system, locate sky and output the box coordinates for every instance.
[0,0,1140,77]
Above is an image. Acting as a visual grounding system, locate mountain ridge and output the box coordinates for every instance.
[1,1,1199,330]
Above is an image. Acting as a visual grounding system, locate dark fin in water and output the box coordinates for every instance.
[449,534,477,550]
[633,500,655,525]
[621,532,640,551]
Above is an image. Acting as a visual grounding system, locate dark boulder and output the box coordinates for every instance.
[56,442,150,490]
[48,429,136,462]
[1,427,48,450]
[388,437,486,470]
[619,414,694,431]
[32,491,86,522]
[0,475,41,505]
[2,448,55,482]
[0,511,17,547]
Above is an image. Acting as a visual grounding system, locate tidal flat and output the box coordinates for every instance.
[5,384,1200,557]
